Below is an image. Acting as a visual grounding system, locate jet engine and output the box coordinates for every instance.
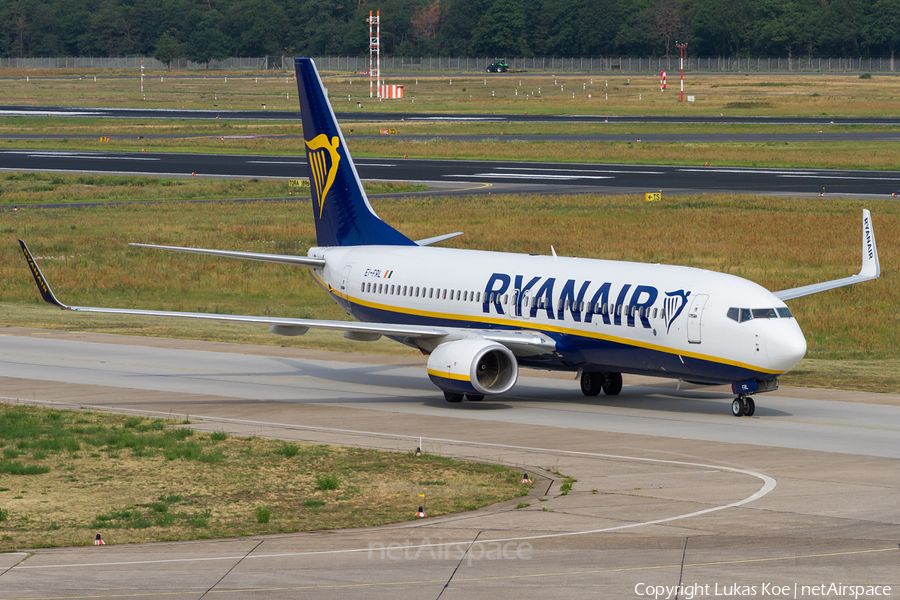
[426,338,518,396]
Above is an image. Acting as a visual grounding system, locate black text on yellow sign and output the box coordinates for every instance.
[288,179,310,187]
[645,192,662,202]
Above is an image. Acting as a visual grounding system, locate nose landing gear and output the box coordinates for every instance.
[731,395,756,417]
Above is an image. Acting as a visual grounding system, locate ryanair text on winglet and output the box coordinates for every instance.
[22,246,49,295]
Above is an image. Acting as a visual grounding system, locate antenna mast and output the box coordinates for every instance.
[368,11,381,98]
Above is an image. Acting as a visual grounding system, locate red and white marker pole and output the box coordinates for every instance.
[660,71,666,92]
[676,42,687,102]
[140,60,144,93]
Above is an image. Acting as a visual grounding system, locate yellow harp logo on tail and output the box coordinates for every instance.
[305,134,341,219]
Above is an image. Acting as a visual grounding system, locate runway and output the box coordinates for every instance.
[7,131,900,143]
[7,104,900,125]
[0,328,898,598]
[3,148,900,199]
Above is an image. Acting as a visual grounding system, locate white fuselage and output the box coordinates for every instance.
[309,245,807,384]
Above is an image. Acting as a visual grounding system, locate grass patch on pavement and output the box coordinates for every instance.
[0,404,525,550]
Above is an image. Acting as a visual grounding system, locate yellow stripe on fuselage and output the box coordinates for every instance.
[308,270,782,375]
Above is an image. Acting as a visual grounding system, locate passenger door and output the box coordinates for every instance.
[687,294,709,344]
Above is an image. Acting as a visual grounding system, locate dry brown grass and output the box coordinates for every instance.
[347,138,900,170]
[0,171,423,206]
[4,128,900,171]
[0,405,523,550]
[3,71,900,116]
[3,193,897,366]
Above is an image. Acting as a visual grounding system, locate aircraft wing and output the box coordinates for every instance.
[21,240,558,352]
[20,240,445,340]
[129,243,326,268]
[774,210,881,301]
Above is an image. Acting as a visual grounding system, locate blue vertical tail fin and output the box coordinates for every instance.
[294,58,415,247]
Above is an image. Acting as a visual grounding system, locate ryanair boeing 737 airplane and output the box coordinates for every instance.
[20,58,881,417]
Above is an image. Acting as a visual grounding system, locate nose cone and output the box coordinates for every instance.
[765,322,807,372]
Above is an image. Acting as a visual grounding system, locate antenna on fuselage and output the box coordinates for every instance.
[551,245,557,258]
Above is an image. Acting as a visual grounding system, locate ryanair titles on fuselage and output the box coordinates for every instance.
[482,273,689,330]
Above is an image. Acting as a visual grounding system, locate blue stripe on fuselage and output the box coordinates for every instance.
[336,292,774,384]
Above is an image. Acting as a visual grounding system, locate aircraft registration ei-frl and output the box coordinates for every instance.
[20,58,882,417]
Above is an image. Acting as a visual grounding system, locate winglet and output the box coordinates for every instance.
[859,209,880,279]
[773,210,882,301]
[19,240,69,310]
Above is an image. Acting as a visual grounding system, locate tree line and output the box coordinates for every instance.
[1,0,897,66]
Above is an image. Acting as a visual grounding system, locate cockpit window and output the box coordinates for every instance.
[728,306,794,322]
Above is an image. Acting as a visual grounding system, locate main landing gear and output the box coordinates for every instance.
[731,395,756,417]
[443,392,484,403]
[580,372,623,397]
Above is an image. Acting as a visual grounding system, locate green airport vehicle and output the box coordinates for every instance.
[486,60,509,73]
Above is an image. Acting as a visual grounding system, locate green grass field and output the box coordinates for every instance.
[0,404,524,550]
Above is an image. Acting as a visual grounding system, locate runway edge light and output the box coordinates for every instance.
[94,534,106,545]
[416,506,427,518]
[521,473,533,484]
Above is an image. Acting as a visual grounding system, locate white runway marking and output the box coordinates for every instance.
[493,166,664,174]
[0,150,160,161]
[446,173,615,180]
[7,399,776,572]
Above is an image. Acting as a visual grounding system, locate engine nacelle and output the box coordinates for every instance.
[426,338,518,396]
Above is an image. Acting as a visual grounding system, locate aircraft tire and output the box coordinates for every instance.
[580,372,603,396]
[444,392,464,403]
[731,398,745,417]
[744,397,755,416]
[602,372,623,396]
[466,394,485,401]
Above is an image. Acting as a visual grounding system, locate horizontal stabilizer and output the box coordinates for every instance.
[775,209,880,301]
[416,232,464,246]
[130,243,326,268]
